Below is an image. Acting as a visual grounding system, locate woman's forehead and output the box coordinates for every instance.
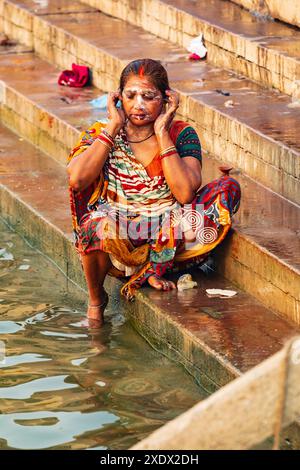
[123,76,160,92]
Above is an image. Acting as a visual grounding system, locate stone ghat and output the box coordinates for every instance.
[0,0,299,447]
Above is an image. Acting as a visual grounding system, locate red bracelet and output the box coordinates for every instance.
[95,134,113,151]
[102,128,115,142]
[159,150,178,161]
[95,133,113,148]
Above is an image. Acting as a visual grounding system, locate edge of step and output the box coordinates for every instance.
[229,0,300,29]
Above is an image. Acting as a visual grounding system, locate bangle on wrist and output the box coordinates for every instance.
[95,139,112,151]
[102,128,115,142]
[159,152,177,161]
[100,131,114,146]
[95,131,114,148]
[160,145,176,155]
[159,145,177,161]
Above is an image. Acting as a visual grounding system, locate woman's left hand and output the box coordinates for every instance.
[154,89,180,138]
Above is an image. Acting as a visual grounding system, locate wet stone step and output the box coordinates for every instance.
[0,51,102,164]
[0,125,71,235]
[136,266,300,380]
[0,44,299,324]
[228,0,300,28]
[0,1,299,203]
[80,0,300,96]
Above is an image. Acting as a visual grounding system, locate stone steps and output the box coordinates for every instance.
[229,0,300,28]
[0,0,299,448]
[0,121,299,394]
[79,0,300,96]
[0,47,299,325]
[0,0,300,204]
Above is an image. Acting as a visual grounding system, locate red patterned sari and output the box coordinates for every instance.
[68,120,241,300]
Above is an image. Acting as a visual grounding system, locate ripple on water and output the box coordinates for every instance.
[112,378,162,397]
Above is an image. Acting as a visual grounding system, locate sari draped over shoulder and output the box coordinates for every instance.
[68,120,241,300]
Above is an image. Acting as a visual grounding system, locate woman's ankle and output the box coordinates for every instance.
[87,305,104,322]
[88,285,107,306]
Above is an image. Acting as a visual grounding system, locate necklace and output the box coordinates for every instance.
[126,131,155,144]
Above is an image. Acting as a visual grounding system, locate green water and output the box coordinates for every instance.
[0,220,206,450]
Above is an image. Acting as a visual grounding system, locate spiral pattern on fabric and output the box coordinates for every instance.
[196,227,218,244]
[182,208,203,230]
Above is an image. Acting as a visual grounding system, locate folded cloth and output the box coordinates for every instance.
[187,34,207,60]
[58,63,90,87]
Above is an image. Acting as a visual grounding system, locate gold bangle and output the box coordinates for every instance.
[160,145,176,156]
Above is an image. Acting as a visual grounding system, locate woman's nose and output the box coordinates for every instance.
[133,103,143,110]
[133,96,144,109]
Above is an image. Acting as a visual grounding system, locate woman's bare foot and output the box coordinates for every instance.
[148,275,176,291]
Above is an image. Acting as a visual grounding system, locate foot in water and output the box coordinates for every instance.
[87,287,109,327]
[148,275,176,291]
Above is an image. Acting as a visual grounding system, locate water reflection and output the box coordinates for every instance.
[0,220,206,449]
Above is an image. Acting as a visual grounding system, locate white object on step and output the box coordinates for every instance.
[224,100,235,108]
[206,288,237,298]
[187,34,207,59]
[177,274,197,291]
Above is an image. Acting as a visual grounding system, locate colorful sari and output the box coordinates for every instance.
[68,120,241,300]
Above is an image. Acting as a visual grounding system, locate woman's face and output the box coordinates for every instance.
[121,75,164,126]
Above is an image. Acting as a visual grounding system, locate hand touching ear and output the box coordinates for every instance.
[107,91,126,133]
[154,89,180,138]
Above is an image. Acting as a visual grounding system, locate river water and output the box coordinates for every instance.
[0,219,206,450]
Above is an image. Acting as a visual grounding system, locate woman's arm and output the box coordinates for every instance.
[67,92,125,192]
[67,121,119,192]
[155,90,202,205]
[157,130,202,204]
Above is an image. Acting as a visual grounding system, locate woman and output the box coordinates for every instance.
[67,59,241,325]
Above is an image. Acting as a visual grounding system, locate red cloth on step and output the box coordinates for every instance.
[58,63,90,87]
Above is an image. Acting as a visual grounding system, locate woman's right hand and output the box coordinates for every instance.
[107,91,126,134]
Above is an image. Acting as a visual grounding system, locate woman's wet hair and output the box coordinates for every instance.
[119,59,170,100]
